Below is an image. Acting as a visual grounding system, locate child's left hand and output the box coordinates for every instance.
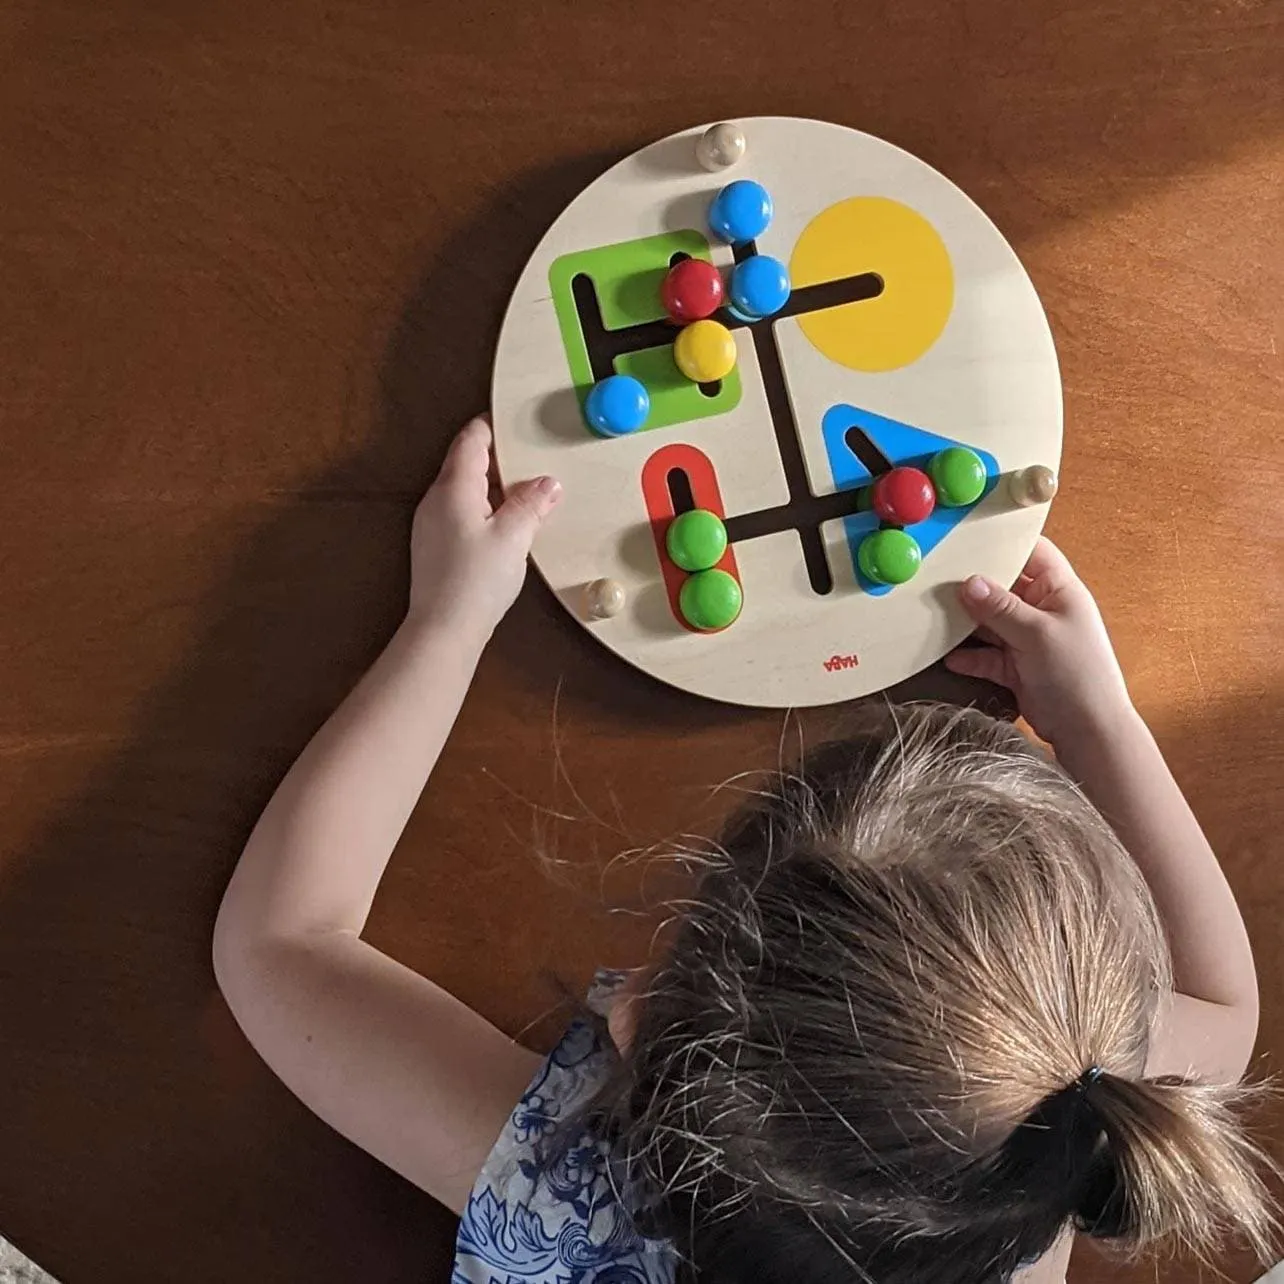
[408,415,562,637]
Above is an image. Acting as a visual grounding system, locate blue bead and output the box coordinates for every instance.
[708,179,773,244]
[584,375,649,437]
[728,254,791,320]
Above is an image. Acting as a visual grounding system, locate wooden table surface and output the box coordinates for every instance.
[1,2,1281,1281]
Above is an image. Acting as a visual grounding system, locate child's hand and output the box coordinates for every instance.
[408,416,561,638]
[944,538,1133,749]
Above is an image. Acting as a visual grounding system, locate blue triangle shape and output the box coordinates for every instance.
[820,404,1000,596]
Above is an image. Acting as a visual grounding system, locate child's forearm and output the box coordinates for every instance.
[217,609,486,947]
[208,423,559,1210]
[1056,706,1258,1023]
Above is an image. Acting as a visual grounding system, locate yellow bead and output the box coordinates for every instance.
[673,320,736,383]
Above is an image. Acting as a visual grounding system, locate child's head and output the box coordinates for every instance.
[606,704,1272,1282]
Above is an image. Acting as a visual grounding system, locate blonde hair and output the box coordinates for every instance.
[600,704,1274,1283]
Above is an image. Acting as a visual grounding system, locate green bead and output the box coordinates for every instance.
[679,568,743,631]
[858,528,922,586]
[929,446,987,507]
[666,509,728,572]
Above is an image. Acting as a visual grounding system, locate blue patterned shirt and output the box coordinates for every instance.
[453,980,676,1284]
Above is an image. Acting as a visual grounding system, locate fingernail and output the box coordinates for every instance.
[537,476,562,499]
[964,575,991,602]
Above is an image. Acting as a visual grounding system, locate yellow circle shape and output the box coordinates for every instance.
[674,319,737,383]
[789,197,953,372]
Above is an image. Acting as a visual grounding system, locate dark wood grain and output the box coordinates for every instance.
[0,2,1281,1281]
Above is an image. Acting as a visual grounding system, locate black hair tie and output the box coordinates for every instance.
[1070,1066,1130,1238]
[1076,1065,1105,1093]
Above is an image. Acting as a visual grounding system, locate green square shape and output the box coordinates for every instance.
[548,230,743,433]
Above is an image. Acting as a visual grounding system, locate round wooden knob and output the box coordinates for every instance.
[582,578,626,620]
[1009,465,1058,507]
[695,122,746,171]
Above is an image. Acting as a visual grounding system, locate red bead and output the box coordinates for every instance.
[871,466,936,525]
[660,258,724,323]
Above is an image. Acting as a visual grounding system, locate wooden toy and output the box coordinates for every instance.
[709,179,773,244]
[582,577,627,620]
[666,509,728,572]
[660,258,724,323]
[929,446,987,507]
[1010,463,1059,507]
[696,122,746,171]
[584,374,649,437]
[728,254,791,321]
[674,319,737,383]
[871,466,935,525]
[492,118,1062,707]
[680,569,742,631]
[859,528,922,586]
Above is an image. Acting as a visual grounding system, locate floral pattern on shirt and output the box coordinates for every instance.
[453,978,675,1284]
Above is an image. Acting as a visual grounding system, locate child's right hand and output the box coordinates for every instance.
[944,538,1134,750]
[407,415,561,640]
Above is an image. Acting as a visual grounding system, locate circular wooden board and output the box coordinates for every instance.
[492,117,1061,707]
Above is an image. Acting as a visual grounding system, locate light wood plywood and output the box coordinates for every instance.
[493,117,1062,706]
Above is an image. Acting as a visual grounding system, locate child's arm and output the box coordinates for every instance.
[946,539,1258,1085]
[213,416,560,1212]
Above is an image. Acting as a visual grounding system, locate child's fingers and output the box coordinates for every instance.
[490,475,562,548]
[943,644,1009,687]
[437,416,492,486]
[1021,536,1076,589]
[958,575,1047,649]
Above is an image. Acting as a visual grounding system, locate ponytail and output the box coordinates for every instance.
[599,705,1279,1283]
[1076,1071,1277,1261]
